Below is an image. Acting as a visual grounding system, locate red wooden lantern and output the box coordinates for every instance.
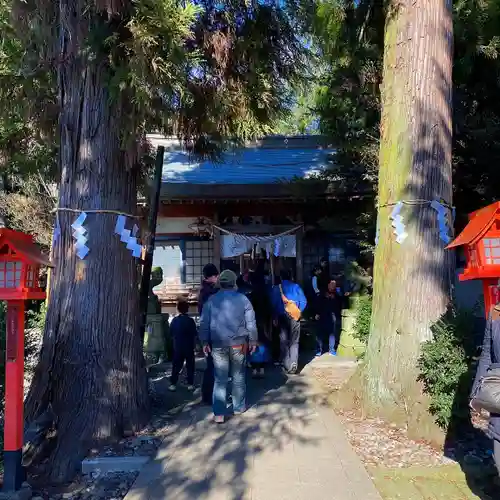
[0,229,52,492]
[447,201,500,317]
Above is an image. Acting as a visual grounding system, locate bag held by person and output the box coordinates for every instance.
[470,367,500,414]
[250,344,271,364]
[279,284,301,321]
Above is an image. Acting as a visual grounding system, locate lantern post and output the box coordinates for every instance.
[0,229,52,492]
[447,201,500,318]
[4,300,26,491]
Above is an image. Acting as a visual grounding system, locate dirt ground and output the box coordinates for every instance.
[311,365,500,500]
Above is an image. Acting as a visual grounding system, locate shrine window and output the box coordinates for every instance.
[483,238,500,265]
[184,239,214,285]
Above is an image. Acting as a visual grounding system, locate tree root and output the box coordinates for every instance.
[333,364,445,447]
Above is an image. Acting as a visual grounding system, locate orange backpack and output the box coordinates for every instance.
[279,284,301,321]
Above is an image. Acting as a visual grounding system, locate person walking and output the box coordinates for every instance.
[168,297,197,391]
[271,269,307,374]
[199,270,258,423]
[314,280,344,356]
[471,304,500,474]
[198,263,219,405]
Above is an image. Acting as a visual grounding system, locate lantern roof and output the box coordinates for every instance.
[447,201,500,250]
[0,229,52,267]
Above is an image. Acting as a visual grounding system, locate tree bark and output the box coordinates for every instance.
[24,1,149,483]
[363,1,454,422]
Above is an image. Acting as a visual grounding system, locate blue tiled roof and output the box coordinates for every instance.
[162,148,335,185]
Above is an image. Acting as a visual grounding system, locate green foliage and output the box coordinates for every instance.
[352,293,372,345]
[313,0,500,233]
[274,88,320,135]
[418,307,478,430]
[313,0,383,177]
[3,0,313,159]
[26,301,47,331]
[452,0,500,222]
[306,0,383,253]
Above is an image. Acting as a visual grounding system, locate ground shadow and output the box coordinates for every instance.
[140,353,326,500]
[444,316,500,499]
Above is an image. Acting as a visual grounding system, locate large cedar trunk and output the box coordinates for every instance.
[363,1,454,421]
[24,1,150,483]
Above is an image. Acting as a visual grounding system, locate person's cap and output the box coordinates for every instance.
[203,263,219,279]
[218,269,237,287]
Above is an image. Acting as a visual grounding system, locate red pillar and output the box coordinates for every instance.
[483,279,500,319]
[3,300,25,491]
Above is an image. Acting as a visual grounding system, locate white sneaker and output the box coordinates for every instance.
[187,385,195,391]
[214,415,224,424]
[168,384,177,392]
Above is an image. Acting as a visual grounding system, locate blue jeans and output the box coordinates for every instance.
[212,346,246,416]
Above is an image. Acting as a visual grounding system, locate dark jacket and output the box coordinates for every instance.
[170,313,197,351]
[472,316,500,441]
[317,269,330,294]
[315,293,342,326]
[198,280,218,315]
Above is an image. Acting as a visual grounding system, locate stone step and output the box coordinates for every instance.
[81,456,150,475]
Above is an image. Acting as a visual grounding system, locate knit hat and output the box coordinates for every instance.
[203,263,219,279]
[218,269,237,288]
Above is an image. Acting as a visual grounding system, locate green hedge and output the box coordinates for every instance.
[352,293,372,345]
[418,306,478,430]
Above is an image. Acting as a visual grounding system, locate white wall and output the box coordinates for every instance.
[152,241,182,288]
[153,217,215,290]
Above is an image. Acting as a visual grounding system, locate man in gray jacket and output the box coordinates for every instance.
[199,269,258,423]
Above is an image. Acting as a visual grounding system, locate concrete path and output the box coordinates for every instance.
[126,358,381,500]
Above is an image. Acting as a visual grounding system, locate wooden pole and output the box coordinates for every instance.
[138,146,164,342]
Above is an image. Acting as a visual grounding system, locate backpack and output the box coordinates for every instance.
[279,284,301,321]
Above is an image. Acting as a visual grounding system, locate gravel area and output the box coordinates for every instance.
[338,410,455,467]
[32,472,139,500]
[31,361,205,500]
[312,366,495,470]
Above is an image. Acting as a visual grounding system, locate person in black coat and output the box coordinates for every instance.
[169,298,197,391]
[314,278,351,355]
[471,305,500,474]
[314,280,343,356]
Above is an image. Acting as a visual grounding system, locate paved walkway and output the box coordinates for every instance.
[126,357,382,500]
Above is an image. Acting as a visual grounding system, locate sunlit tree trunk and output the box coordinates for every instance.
[24,0,149,482]
[363,0,454,425]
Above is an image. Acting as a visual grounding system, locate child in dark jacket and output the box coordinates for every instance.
[169,298,197,391]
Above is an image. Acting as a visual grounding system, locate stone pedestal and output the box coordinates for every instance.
[337,295,366,358]
[144,314,165,364]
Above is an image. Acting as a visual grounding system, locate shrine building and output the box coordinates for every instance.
[147,134,373,313]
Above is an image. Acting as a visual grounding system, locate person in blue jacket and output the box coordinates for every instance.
[271,268,307,374]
